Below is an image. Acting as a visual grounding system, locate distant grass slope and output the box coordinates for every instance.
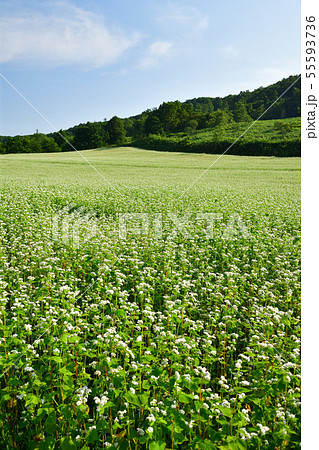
[133,117,301,157]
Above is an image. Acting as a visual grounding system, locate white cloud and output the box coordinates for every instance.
[138,40,173,70]
[0,3,140,68]
[156,2,209,33]
[220,44,240,58]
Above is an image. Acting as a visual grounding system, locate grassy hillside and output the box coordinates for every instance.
[188,117,301,142]
[133,117,301,157]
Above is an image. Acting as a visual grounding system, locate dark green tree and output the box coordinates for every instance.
[204,109,231,128]
[0,142,5,154]
[184,119,198,135]
[157,102,181,132]
[28,134,60,153]
[29,134,42,153]
[122,117,135,137]
[5,136,32,153]
[73,122,103,150]
[107,116,126,145]
[144,115,163,135]
[39,135,60,153]
[233,100,252,123]
[51,130,74,152]
[132,116,147,139]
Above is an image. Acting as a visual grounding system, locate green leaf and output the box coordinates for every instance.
[208,430,221,443]
[59,366,72,376]
[45,421,57,435]
[199,440,217,450]
[36,408,47,421]
[228,444,239,450]
[235,440,247,450]
[231,413,245,427]
[195,400,203,411]
[96,418,108,431]
[60,333,68,343]
[119,439,130,450]
[218,406,234,418]
[124,392,148,407]
[105,401,116,407]
[218,439,247,450]
[25,394,41,406]
[51,356,63,364]
[173,432,186,444]
[39,436,56,450]
[149,440,166,450]
[87,429,99,443]
[142,380,151,389]
[178,392,193,404]
[45,412,57,435]
[138,393,149,405]
[60,436,76,450]
[138,434,148,444]
[116,309,126,318]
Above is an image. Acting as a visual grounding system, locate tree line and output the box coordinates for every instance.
[0,116,126,154]
[0,75,300,154]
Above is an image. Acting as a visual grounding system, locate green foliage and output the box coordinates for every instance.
[60,436,77,450]
[73,122,104,150]
[273,120,293,137]
[1,134,60,154]
[51,130,75,152]
[157,101,184,132]
[184,119,198,135]
[5,136,32,153]
[186,75,300,120]
[133,117,301,157]
[202,110,231,129]
[144,115,163,135]
[132,115,148,139]
[233,100,252,123]
[107,116,126,145]
[149,440,166,450]
[0,149,301,449]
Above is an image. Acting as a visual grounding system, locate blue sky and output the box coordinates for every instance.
[0,0,300,136]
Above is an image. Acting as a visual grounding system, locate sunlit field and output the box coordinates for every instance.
[0,148,300,449]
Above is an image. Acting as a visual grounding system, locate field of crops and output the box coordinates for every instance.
[0,148,300,449]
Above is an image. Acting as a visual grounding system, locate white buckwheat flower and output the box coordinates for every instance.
[137,428,145,436]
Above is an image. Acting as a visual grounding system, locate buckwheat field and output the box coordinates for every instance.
[0,148,300,449]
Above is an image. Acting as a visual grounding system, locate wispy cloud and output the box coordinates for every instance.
[138,40,174,70]
[140,1,209,68]
[155,2,209,33]
[220,43,241,58]
[0,3,140,68]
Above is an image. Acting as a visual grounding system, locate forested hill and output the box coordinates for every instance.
[183,75,300,119]
[0,75,300,155]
